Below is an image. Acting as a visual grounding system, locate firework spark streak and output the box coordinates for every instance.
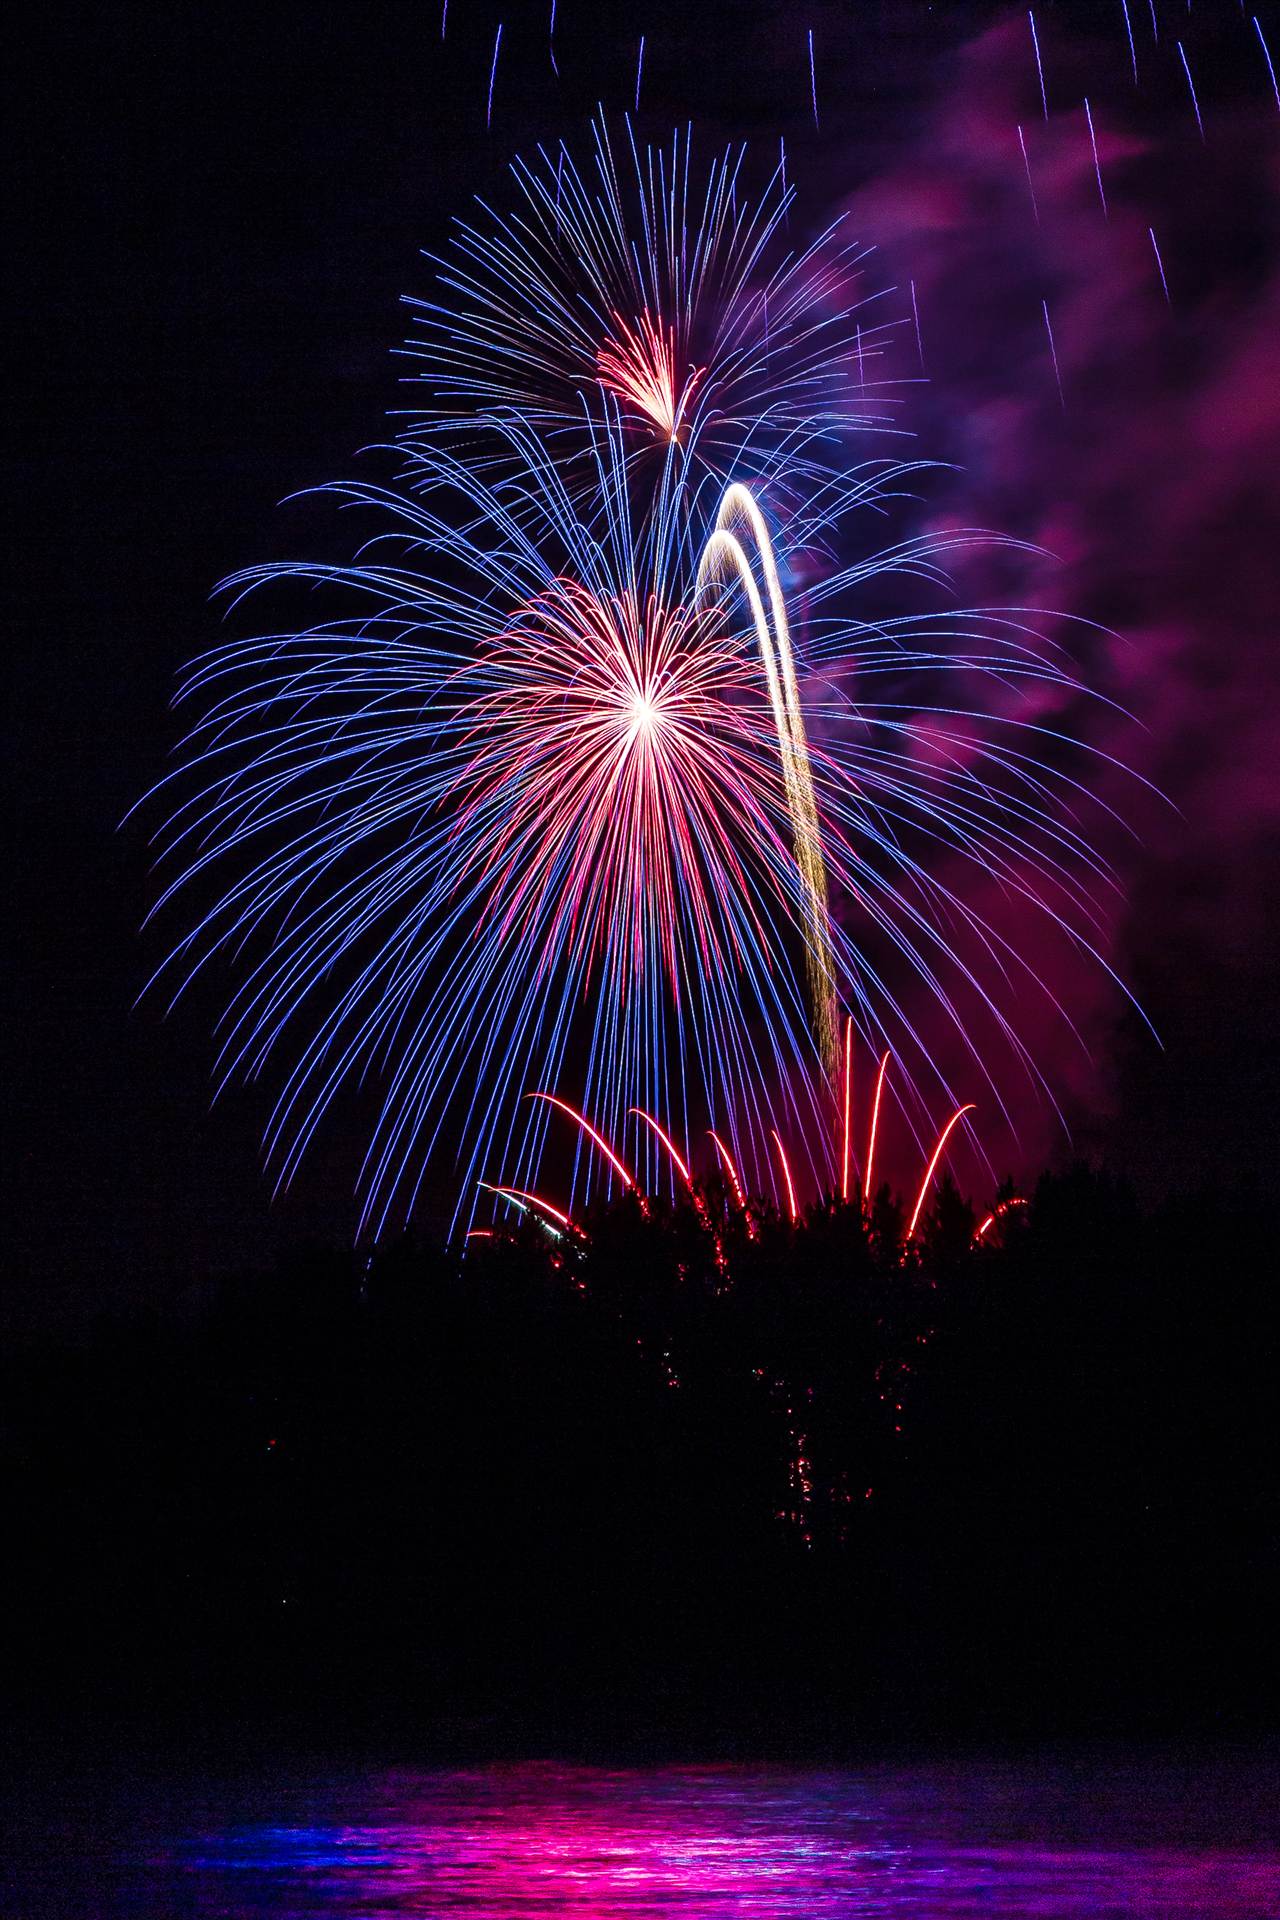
[1017,124,1040,225]
[907,1104,976,1241]
[1177,40,1206,143]
[1042,298,1065,409]
[529,1093,641,1200]
[595,313,701,442]
[478,1180,577,1239]
[1083,99,1107,220]
[1028,9,1049,120]
[974,1194,1028,1242]
[696,482,838,1072]
[864,1049,891,1205]
[1120,0,1137,86]
[708,1129,756,1237]
[631,1105,719,1241]
[1255,17,1280,115]
[841,1015,854,1202]
[486,23,503,130]
[771,1128,799,1223]
[1149,226,1171,305]
[140,123,1145,1236]
[482,1036,987,1251]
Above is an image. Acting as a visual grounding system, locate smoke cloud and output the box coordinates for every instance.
[829,15,1280,1190]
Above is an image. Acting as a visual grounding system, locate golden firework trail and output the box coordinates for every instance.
[697,483,838,1075]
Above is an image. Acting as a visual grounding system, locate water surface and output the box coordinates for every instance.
[11,1754,1280,1916]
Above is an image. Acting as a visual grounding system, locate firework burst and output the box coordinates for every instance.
[595,311,702,442]
[140,127,1144,1236]
[400,116,893,511]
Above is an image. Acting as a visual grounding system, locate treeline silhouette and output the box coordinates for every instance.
[4,1165,1277,1750]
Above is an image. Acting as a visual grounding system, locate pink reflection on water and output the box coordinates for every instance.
[165,1762,1280,1918]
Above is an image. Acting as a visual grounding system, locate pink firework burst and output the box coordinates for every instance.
[452,576,795,996]
[596,311,704,442]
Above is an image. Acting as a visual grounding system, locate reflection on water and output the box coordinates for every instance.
[13,1756,1280,1917]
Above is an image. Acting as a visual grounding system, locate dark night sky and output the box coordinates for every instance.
[11,0,1280,1331]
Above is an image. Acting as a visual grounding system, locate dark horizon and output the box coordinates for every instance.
[8,1164,1278,1751]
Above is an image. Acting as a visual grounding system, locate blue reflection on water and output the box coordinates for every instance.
[16,1758,1280,1917]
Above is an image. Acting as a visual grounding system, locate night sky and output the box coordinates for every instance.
[12,0,1280,1332]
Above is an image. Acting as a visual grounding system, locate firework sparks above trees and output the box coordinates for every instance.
[483,1034,1019,1264]
[139,117,1144,1239]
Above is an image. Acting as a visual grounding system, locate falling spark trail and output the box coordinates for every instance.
[1177,40,1205,140]
[841,1016,853,1202]
[974,1196,1029,1242]
[708,1133,744,1205]
[630,1107,693,1187]
[772,1129,799,1223]
[1149,225,1171,303]
[864,1051,890,1204]
[696,484,838,1072]
[907,1105,976,1241]
[808,28,819,128]
[633,1110,717,1233]
[1042,298,1065,409]
[1255,17,1280,112]
[634,34,645,113]
[527,1092,640,1198]
[1029,9,1049,119]
[1084,98,1108,216]
[1120,0,1138,81]
[708,1132,754,1234]
[486,22,503,128]
[1017,123,1040,223]
[910,279,924,368]
[1147,0,1158,41]
[441,0,448,39]
[479,1181,575,1234]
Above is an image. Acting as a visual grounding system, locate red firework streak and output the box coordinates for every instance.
[596,312,703,441]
